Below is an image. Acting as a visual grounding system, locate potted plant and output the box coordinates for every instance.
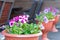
[2,15,42,40]
[47,7,60,32]
[35,8,55,40]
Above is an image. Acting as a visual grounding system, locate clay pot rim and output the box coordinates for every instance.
[2,30,42,37]
[49,19,55,21]
[53,15,59,22]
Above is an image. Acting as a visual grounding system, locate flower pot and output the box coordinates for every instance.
[2,30,42,40]
[51,15,59,32]
[36,19,54,40]
[42,20,53,40]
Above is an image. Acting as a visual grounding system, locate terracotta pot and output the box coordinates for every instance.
[42,20,53,40]
[36,20,54,40]
[2,30,42,40]
[51,15,59,32]
[54,16,59,24]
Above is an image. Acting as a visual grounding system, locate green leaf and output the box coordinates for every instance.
[46,12,54,20]
[5,22,41,34]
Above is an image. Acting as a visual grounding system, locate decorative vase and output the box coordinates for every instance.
[51,15,59,32]
[2,30,42,40]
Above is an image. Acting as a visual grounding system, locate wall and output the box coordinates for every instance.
[14,0,60,10]
[42,0,60,10]
[14,0,34,10]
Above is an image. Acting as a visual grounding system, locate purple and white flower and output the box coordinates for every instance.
[19,19,26,23]
[52,11,56,16]
[43,16,49,23]
[49,7,53,11]
[44,9,49,13]
[54,8,59,13]
[9,20,15,27]
[40,24,45,30]
[44,7,59,16]
[13,16,19,22]
[19,16,23,19]
[49,7,59,15]
[19,15,29,23]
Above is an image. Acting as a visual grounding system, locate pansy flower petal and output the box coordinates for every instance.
[43,16,49,23]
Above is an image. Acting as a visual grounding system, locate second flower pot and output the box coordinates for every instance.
[36,19,54,40]
[42,20,53,40]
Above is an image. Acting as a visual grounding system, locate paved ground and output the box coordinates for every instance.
[39,29,60,40]
[48,29,60,40]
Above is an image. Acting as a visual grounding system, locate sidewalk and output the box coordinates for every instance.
[39,29,60,40]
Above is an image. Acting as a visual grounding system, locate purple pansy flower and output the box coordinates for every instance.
[19,18,27,23]
[54,8,59,13]
[43,16,49,23]
[19,15,29,23]
[44,7,59,16]
[19,16,23,19]
[52,11,56,16]
[13,16,19,22]
[9,15,29,27]
[49,7,59,15]
[44,9,49,13]
[40,24,45,30]
[21,20,26,23]
[9,20,15,27]
[44,7,50,13]
[50,7,53,11]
